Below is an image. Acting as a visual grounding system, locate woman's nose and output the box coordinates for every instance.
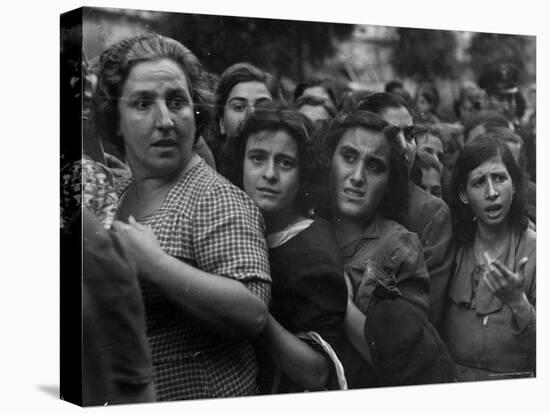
[263,159,278,182]
[486,179,499,199]
[350,163,365,186]
[155,101,175,129]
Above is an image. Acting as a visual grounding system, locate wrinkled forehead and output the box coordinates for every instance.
[338,127,390,158]
[468,155,509,179]
[123,58,191,94]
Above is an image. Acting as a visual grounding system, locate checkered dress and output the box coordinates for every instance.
[116,158,271,401]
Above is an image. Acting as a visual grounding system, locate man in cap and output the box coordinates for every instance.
[478,62,521,128]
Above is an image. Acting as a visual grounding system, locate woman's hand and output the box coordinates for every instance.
[105,153,132,182]
[112,216,165,277]
[113,216,268,337]
[484,257,529,310]
[344,272,354,301]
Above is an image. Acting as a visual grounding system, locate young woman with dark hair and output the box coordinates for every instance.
[322,110,456,385]
[356,93,454,330]
[443,134,535,381]
[222,102,372,392]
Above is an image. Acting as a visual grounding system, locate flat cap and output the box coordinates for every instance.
[478,62,519,94]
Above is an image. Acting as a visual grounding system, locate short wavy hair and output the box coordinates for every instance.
[220,101,317,216]
[318,110,410,224]
[450,132,528,244]
[93,32,212,154]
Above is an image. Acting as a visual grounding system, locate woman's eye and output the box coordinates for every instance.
[342,152,356,163]
[279,159,295,169]
[249,154,264,163]
[366,160,381,172]
[168,97,187,110]
[231,102,246,112]
[134,99,153,110]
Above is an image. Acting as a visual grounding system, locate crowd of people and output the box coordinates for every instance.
[62,32,536,405]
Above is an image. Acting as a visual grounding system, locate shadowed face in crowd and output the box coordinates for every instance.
[117,59,196,179]
[243,130,300,220]
[379,106,415,173]
[301,85,336,110]
[417,133,444,164]
[416,94,432,114]
[420,167,442,199]
[330,127,391,225]
[220,81,272,138]
[488,92,517,122]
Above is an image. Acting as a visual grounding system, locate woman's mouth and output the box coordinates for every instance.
[152,139,177,148]
[257,187,280,196]
[344,188,365,198]
[485,204,503,219]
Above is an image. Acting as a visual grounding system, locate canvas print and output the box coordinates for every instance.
[60,5,536,407]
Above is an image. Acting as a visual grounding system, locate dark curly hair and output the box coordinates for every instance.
[317,110,410,224]
[220,101,317,216]
[450,132,528,245]
[92,32,212,155]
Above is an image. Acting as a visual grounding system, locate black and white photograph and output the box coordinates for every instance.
[4,0,547,413]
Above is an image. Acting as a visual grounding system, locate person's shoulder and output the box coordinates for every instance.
[410,183,450,214]
[280,218,339,255]
[378,216,413,236]
[377,217,423,252]
[520,226,536,251]
[186,160,257,209]
[303,218,341,254]
[308,217,337,239]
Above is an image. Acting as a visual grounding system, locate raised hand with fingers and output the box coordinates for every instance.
[483,256,531,316]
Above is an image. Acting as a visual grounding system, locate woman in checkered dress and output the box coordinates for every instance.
[93,33,272,401]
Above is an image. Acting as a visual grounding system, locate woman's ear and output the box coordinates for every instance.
[219,117,225,135]
[459,191,469,204]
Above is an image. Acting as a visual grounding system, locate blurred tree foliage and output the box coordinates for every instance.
[156,13,354,81]
[391,28,458,81]
[468,33,534,80]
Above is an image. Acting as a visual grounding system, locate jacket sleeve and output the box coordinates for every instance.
[387,231,431,315]
[353,230,431,317]
[418,202,454,328]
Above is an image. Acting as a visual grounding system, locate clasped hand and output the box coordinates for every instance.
[112,215,165,277]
